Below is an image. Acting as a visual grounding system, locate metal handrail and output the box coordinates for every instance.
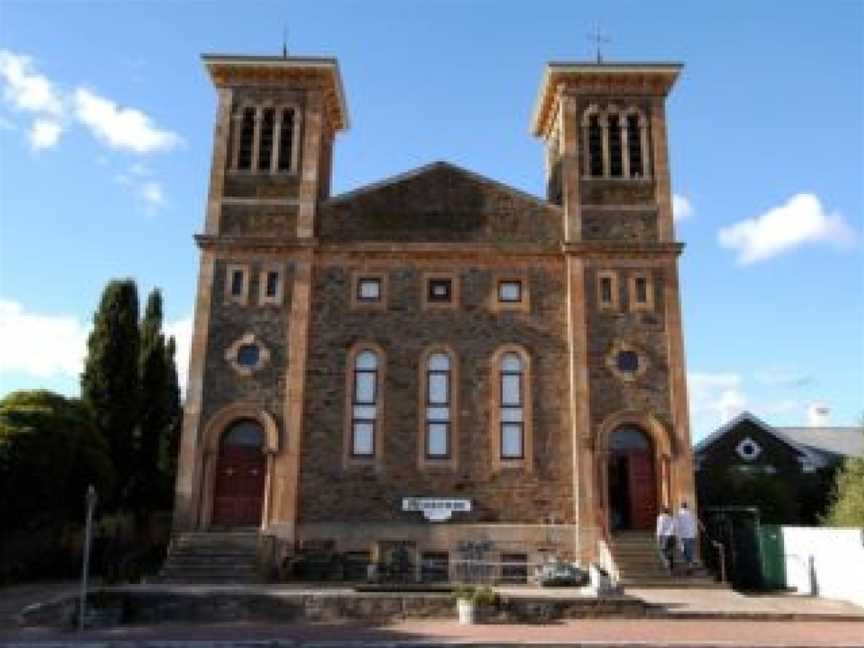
[698,518,726,583]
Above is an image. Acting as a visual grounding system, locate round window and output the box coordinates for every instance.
[616,350,639,373]
[237,344,260,368]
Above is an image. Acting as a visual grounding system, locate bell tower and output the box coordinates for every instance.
[532,63,680,243]
[532,62,694,560]
[200,55,349,239]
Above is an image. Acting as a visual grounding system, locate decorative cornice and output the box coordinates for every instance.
[531,62,683,138]
[202,54,349,131]
[196,235,683,258]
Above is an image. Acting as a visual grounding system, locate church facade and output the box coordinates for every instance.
[172,52,696,571]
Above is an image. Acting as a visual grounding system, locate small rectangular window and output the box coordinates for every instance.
[600,276,613,304]
[498,280,522,303]
[231,270,244,296]
[635,277,648,303]
[427,279,452,303]
[265,271,279,298]
[357,278,381,302]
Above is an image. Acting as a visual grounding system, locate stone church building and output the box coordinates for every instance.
[172,51,696,573]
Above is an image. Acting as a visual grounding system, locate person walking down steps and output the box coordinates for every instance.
[676,501,698,574]
[656,506,676,574]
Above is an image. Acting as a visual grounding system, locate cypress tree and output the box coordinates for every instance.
[138,289,168,510]
[161,335,183,504]
[81,279,140,509]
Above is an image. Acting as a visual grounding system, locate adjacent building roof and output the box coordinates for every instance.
[695,410,864,469]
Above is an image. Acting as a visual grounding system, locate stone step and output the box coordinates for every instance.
[161,531,261,584]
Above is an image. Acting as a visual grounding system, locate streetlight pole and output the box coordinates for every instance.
[78,485,97,632]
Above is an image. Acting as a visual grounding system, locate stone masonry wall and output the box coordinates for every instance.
[584,264,673,435]
[297,258,574,525]
[201,258,295,426]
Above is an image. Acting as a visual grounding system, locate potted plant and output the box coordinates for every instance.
[452,585,498,624]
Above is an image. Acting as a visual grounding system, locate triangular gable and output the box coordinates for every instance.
[318,161,563,244]
[694,411,812,459]
[326,160,556,210]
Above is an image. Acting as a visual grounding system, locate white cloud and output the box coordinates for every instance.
[141,181,165,208]
[718,193,858,265]
[0,300,192,396]
[673,194,693,222]
[28,118,62,150]
[165,315,192,393]
[0,50,63,116]
[0,300,88,378]
[689,371,747,425]
[73,87,183,154]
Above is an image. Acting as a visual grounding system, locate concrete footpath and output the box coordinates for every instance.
[2,618,864,646]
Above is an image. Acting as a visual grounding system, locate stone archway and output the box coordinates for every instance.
[199,403,280,530]
[596,411,674,533]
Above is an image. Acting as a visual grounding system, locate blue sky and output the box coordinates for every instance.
[0,0,861,441]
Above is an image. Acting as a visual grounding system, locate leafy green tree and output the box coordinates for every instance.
[823,455,864,527]
[160,335,183,504]
[137,289,168,510]
[0,390,114,529]
[81,279,140,508]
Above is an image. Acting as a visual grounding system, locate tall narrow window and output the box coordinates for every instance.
[608,114,623,177]
[237,108,256,170]
[257,108,275,171]
[278,108,294,172]
[588,115,603,177]
[351,351,378,456]
[230,269,244,296]
[500,353,524,459]
[634,276,648,304]
[425,353,451,458]
[627,114,643,177]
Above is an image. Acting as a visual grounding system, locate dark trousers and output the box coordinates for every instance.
[658,535,675,571]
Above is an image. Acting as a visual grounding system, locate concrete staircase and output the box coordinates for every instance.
[611,531,725,589]
[160,530,261,584]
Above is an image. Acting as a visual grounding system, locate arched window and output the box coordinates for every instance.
[351,350,379,456]
[626,114,643,177]
[588,114,603,177]
[608,114,623,178]
[499,353,524,458]
[425,353,452,458]
[278,108,295,172]
[257,108,275,171]
[236,107,256,170]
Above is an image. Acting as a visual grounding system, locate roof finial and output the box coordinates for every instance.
[587,23,610,63]
[282,25,288,58]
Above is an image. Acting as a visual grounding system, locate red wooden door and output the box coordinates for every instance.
[627,450,657,530]
[212,445,264,527]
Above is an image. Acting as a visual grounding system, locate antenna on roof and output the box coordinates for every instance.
[282,25,288,58]
[587,23,610,63]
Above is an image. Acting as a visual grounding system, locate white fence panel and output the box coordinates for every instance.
[781,526,864,607]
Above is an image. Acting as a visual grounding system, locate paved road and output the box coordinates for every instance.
[2,619,864,646]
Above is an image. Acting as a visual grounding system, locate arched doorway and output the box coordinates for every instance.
[608,425,658,531]
[212,419,265,527]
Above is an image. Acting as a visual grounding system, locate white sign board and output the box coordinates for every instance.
[402,497,472,522]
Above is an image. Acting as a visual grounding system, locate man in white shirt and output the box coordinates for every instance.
[655,506,675,573]
[676,501,698,571]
